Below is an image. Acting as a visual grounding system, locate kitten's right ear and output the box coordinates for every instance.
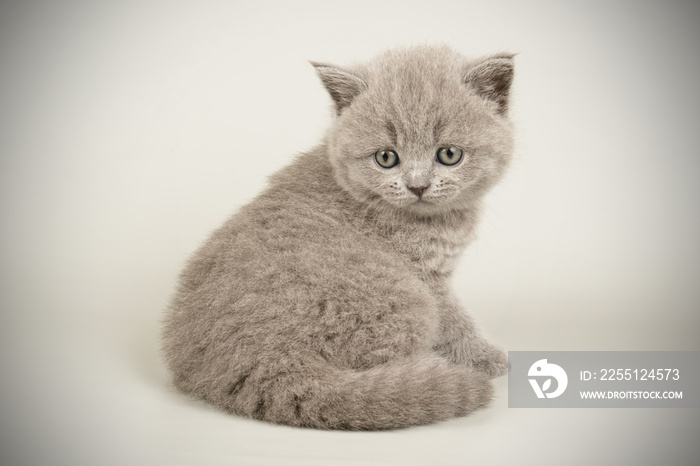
[464,55,515,115]
[311,62,367,115]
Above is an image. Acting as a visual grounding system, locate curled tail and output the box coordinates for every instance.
[220,355,493,430]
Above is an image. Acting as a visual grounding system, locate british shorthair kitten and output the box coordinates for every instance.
[162,45,514,430]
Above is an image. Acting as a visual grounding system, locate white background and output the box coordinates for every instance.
[1,0,699,465]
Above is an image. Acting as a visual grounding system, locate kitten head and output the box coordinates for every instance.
[314,46,514,217]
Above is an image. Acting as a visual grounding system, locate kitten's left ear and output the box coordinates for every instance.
[311,62,367,115]
[464,55,515,115]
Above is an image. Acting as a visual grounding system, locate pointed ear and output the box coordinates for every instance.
[464,55,514,114]
[311,61,367,115]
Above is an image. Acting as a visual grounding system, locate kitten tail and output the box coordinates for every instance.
[227,356,493,430]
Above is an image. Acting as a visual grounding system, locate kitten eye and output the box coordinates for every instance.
[436,147,463,166]
[374,150,399,168]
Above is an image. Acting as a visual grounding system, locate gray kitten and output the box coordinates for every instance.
[162,46,514,430]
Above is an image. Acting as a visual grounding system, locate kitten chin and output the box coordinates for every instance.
[162,45,514,430]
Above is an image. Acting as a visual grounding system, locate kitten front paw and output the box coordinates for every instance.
[471,345,509,379]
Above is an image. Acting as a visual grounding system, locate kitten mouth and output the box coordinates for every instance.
[409,198,434,209]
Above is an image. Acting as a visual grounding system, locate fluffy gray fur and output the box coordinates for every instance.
[162,45,515,430]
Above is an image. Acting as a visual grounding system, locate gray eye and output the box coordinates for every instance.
[374,150,399,168]
[436,147,463,166]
